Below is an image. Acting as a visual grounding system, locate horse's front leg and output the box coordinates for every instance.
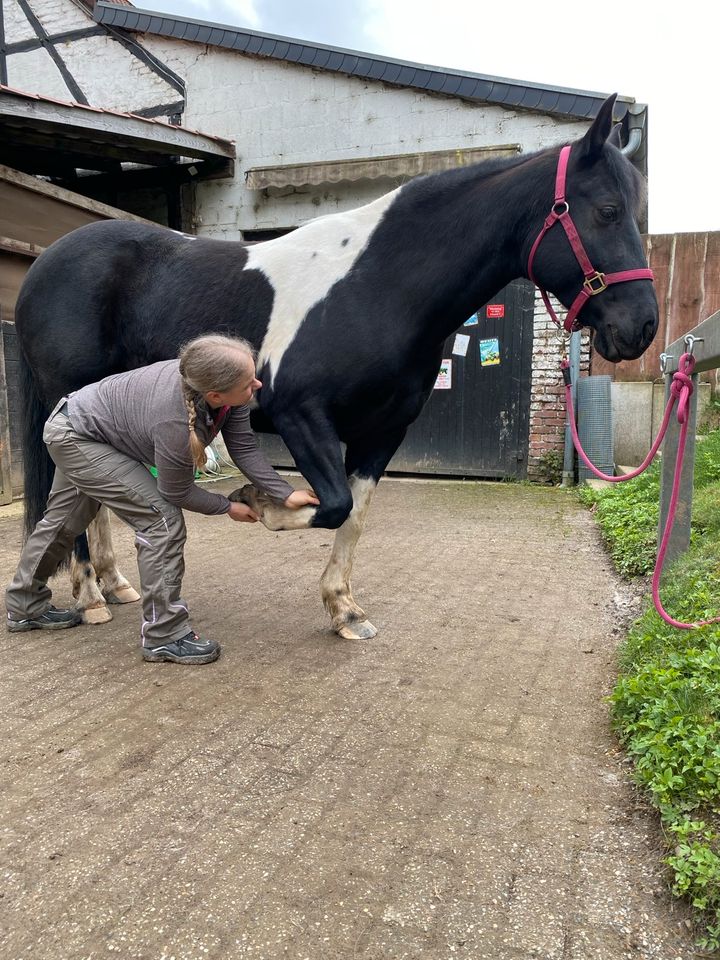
[320,428,407,640]
[320,474,378,640]
[230,409,350,533]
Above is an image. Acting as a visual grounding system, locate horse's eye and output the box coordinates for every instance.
[599,206,618,222]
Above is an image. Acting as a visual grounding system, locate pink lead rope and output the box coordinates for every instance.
[527,143,714,629]
[564,352,720,631]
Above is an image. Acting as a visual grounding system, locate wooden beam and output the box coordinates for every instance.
[52,157,234,195]
[0,93,236,162]
[0,236,45,258]
[0,329,14,505]
[0,164,154,224]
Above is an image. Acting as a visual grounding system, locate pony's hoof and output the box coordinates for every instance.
[82,603,113,625]
[336,619,377,641]
[104,586,141,604]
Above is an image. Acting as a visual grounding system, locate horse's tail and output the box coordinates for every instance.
[19,346,53,540]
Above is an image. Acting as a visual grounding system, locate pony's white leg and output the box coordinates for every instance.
[70,539,112,625]
[229,485,317,531]
[88,506,140,604]
[320,475,377,641]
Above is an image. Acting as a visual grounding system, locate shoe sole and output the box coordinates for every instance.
[142,648,221,664]
[7,618,82,633]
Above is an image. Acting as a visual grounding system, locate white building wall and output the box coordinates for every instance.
[5,0,181,112]
[138,37,591,237]
[3,0,38,43]
[7,47,70,99]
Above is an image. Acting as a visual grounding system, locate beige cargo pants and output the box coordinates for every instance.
[6,400,191,647]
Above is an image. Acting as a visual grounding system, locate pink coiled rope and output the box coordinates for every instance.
[565,352,720,630]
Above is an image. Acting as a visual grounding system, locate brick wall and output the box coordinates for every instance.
[528,291,591,482]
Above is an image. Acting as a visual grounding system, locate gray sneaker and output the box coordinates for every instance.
[142,631,220,665]
[7,604,82,633]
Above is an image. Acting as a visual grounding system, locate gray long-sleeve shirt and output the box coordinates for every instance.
[66,359,294,515]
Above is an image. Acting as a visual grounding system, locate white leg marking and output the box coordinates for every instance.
[71,552,113,625]
[88,507,140,604]
[248,188,402,384]
[229,485,316,531]
[320,475,377,640]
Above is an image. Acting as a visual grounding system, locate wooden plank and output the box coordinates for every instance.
[0,93,235,161]
[666,233,708,348]
[0,324,14,504]
[701,234,720,391]
[0,250,32,324]
[0,164,153,224]
[592,233,674,381]
[0,236,45,258]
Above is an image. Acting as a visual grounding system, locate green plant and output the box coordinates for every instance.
[579,425,720,947]
[536,449,563,485]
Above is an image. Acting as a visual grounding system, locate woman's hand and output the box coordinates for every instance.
[284,489,320,510]
[227,501,259,522]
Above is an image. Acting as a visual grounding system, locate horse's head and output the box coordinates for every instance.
[528,94,658,362]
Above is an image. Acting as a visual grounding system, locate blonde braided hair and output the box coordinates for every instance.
[178,334,256,470]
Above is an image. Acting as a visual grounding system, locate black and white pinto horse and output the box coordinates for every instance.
[16,95,657,639]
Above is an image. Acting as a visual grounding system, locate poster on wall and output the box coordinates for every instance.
[479,338,501,366]
[452,333,470,357]
[434,359,452,389]
[463,313,479,327]
[486,304,505,318]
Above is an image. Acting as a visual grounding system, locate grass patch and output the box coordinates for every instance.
[582,427,720,950]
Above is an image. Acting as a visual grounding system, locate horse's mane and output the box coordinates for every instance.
[389,135,646,238]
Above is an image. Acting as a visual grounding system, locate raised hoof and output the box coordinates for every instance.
[104,586,141,604]
[82,603,113,625]
[336,619,377,641]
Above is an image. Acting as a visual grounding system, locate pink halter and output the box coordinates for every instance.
[527,145,654,332]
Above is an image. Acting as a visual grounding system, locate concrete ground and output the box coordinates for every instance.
[0,477,698,960]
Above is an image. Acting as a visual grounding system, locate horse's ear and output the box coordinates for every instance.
[576,93,618,163]
[607,121,624,149]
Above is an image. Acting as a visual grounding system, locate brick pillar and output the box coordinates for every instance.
[527,291,590,483]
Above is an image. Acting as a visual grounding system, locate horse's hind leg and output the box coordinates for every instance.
[321,474,378,640]
[71,531,112,624]
[71,508,140,624]
[88,506,140,605]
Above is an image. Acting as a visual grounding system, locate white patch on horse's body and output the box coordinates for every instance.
[249,188,402,384]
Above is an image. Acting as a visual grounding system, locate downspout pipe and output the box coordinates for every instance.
[620,127,642,158]
[561,331,581,486]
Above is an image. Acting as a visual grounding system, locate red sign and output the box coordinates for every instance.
[486,304,504,318]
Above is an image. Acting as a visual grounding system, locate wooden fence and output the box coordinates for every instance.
[593,232,720,388]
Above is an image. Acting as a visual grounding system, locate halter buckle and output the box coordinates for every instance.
[552,200,569,217]
[583,272,607,295]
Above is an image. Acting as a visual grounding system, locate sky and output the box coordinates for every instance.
[130,0,716,235]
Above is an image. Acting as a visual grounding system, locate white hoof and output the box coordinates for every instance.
[104,586,141,604]
[336,619,377,641]
[82,603,113,625]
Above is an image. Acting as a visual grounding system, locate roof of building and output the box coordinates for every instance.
[0,83,234,183]
[0,83,234,150]
[94,2,637,122]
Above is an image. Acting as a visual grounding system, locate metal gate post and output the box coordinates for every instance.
[658,370,698,565]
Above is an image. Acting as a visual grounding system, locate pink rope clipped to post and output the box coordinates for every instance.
[565,352,720,630]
